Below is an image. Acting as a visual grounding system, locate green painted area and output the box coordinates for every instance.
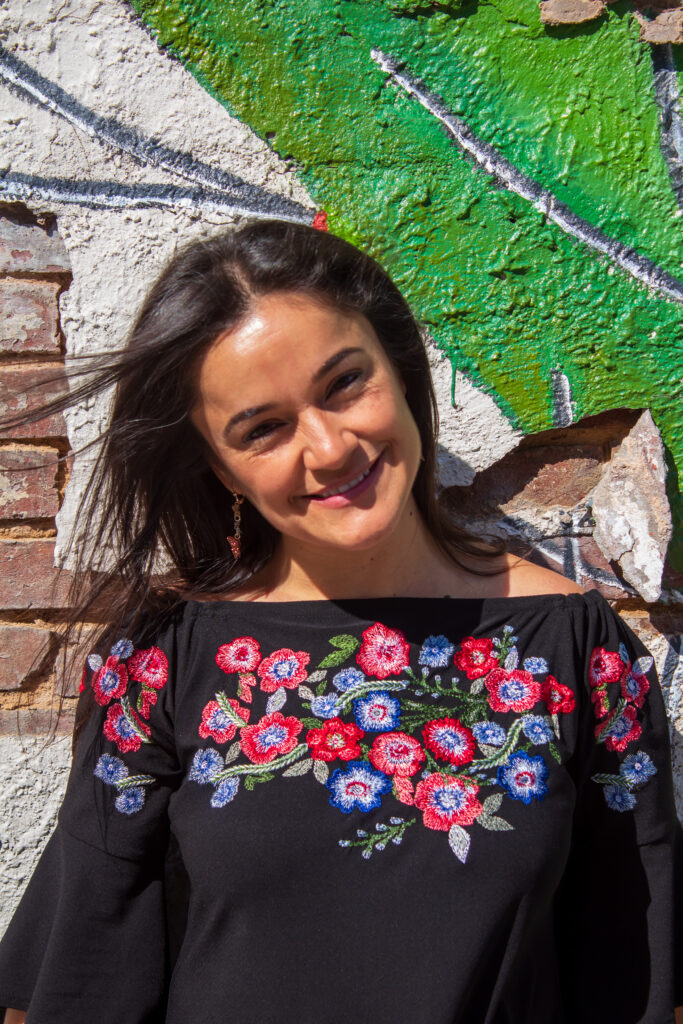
[130,0,683,569]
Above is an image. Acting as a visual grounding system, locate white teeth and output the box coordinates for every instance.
[316,462,374,498]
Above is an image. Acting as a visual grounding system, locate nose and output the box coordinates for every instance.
[300,408,358,474]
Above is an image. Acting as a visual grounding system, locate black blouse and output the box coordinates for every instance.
[0,590,680,1023]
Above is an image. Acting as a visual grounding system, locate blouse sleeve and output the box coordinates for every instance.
[557,591,683,1022]
[0,613,186,1023]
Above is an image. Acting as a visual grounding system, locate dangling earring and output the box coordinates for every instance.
[227,491,244,559]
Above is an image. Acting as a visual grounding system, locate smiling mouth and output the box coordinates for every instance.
[307,453,382,500]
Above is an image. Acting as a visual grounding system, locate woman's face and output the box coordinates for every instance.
[190,291,423,555]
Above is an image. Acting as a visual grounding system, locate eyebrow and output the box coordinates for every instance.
[221,346,365,438]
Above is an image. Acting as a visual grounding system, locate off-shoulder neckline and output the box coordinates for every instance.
[185,589,602,610]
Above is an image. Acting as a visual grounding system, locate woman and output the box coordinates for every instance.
[0,219,680,1023]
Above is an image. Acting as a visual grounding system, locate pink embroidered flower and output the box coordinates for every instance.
[240,712,303,763]
[589,647,625,688]
[356,622,410,679]
[103,702,151,753]
[306,718,364,762]
[542,675,576,715]
[92,657,128,706]
[199,698,249,744]
[216,636,262,674]
[485,668,541,713]
[595,705,642,752]
[621,664,650,709]
[369,731,425,776]
[414,773,483,830]
[128,646,168,689]
[454,637,499,680]
[423,718,476,766]
[257,648,310,692]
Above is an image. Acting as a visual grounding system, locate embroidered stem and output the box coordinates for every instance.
[211,742,308,783]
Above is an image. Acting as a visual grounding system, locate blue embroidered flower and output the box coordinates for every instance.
[353,691,401,732]
[114,786,146,815]
[523,656,548,675]
[311,694,341,719]
[189,748,223,784]
[211,777,240,808]
[604,784,637,812]
[332,667,366,692]
[498,751,549,804]
[111,638,134,659]
[327,760,392,813]
[619,750,657,788]
[472,721,506,747]
[418,634,455,668]
[94,753,128,785]
[521,716,554,745]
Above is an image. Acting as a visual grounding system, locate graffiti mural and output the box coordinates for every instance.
[128,0,683,566]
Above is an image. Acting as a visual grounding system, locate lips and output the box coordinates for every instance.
[307,453,382,501]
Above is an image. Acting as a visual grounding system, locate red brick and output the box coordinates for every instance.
[0,624,53,690]
[0,365,67,439]
[0,279,62,355]
[0,708,75,736]
[0,217,70,275]
[0,539,71,609]
[0,446,60,519]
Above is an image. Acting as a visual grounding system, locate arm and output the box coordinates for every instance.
[4,1011,26,1023]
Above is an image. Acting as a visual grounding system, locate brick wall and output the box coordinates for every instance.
[0,206,74,738]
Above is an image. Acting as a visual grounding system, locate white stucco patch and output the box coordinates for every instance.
[0,733,72,936]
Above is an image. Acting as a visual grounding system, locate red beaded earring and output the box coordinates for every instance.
[227,491,244,559]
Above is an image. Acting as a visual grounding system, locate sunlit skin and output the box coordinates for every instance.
[190,291,584,602]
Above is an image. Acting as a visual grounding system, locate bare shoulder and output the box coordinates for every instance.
[502,553,585,597]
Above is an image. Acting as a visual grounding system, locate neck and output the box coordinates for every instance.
[260,500,462,601]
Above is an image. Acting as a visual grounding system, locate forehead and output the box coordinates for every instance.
[192,292,385,407]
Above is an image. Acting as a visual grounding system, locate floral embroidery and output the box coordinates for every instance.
[588,642,657,810]
[187,620,577,864]
[89,636,170,813]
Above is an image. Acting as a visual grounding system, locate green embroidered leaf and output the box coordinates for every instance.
[120,695,151,742]
[244,776,256,791]
[300,716,321,728]
[283,758,313,777]
[224,740,241,764]
[319,650,351,668]
[318,634,359,668]
[477,814,514,832]
[482,792,503,814]
[313,759,329,784]
[548,741,562,764]
[448,823,470,863]
[216,690,249,727]
[118,773,155,789]
[298,685,316,701]
[591,771,627,787]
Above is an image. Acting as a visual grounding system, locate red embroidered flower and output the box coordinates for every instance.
[103,702,151,753]
[454,637,499,679]
[79,663,87,694]
[128,646,168,689]
[368,731,425,776]
[423,718,476,766]
[595,704,642,752]
[92,657,128,706]
[240,712,303,763]
[590,686,611,719]
[589,647,625,688]
[199,698,249,744]
[257,648,310,691]
[485,668,541,713]
[542,675,576,714]
[139,689,158,718]
[393,774,415,805]
[621,664,650,708]
[414,773,483,830]
[216,636,262,674]
[356,622,410,679]
[306,718,364,762]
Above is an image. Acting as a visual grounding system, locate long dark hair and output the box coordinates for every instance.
[3,218,504,742]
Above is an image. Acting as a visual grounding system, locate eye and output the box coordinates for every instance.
[328,370,362,397]
[243,421,280,443]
